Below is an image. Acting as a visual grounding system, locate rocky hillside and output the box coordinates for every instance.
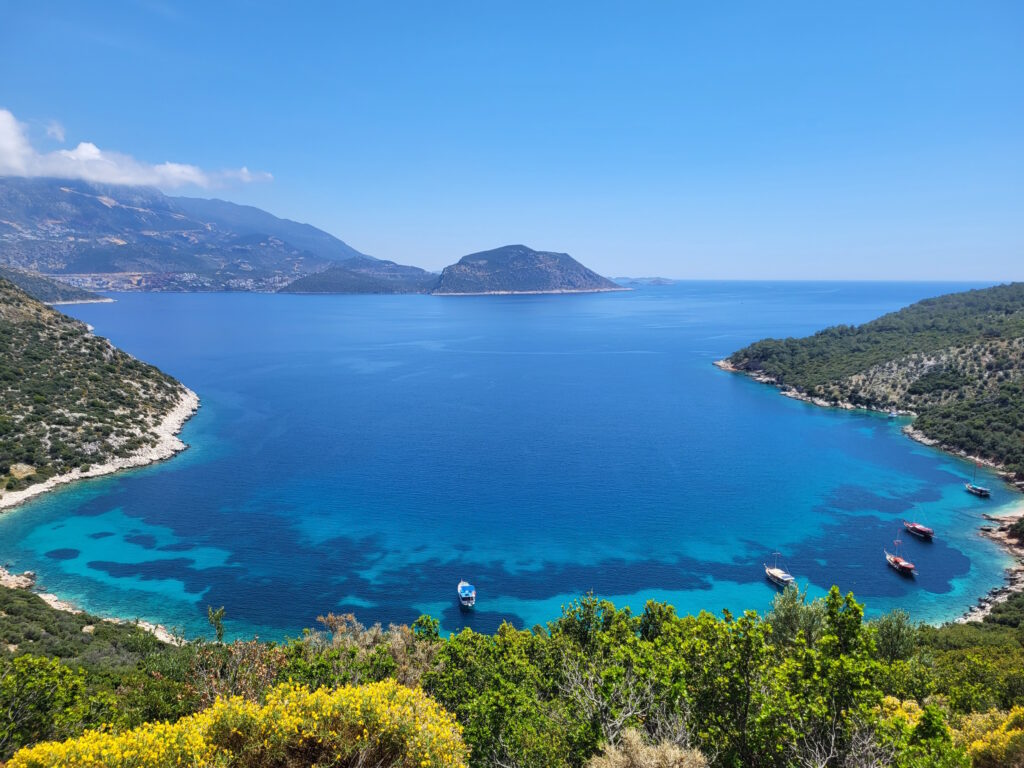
[0,177,368,291]
[0,265,103,303]
[433,244,621,294]
[0,277,190,497]
[279,256,439,294]
[724,283,1024,478]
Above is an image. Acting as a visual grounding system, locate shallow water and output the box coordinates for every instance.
[0,282,1015,639]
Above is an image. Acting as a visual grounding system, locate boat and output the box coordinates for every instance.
[903,520,934,540]
[888,410,898,419]
[764,552,795,589]
[457,580,476,609]
[965,462,991,498]
[885,537,916,576]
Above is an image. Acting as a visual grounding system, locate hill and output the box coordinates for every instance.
[0,177,369,291]
[433,244,621,294]
[0,277,196,504]
[0,265,105,303]
[279,256,439,294]
[723,282,1024,478]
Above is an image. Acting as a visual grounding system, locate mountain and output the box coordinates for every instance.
[722,282,1024,480]
[0,265,105,303]
[432,244,621,295]
[279,256,439,294]
[0,276,192,498]
[0,177,369,291]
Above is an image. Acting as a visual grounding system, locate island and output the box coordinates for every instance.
[432,244,623,295]
[0,276,198,510]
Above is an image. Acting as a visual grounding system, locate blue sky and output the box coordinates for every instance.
[2,1,1022,278]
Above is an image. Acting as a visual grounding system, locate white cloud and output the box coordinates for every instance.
[45,120,65,142]
[0,109,272,189]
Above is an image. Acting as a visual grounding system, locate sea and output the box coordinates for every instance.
[0,281,1017,640]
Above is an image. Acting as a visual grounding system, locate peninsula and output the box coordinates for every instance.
[0,277,197,511]
[718,282,1024,619]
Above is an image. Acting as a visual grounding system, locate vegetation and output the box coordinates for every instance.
[7,680,467,768]
[726,283,1024,477]
[0,277,186,495]
[6,583,1024,767]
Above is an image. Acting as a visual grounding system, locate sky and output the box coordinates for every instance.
[1,1,1022,279]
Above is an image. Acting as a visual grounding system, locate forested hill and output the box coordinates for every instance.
[725,282,1024,478]
[0,277,188,497]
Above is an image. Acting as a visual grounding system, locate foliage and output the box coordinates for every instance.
[8,580,1024,766]
[0,655,89,758]
[959,706,1024,767]
[586,728,707,768]
[0,277,186,493]
[727,282,1024,475]
[7,679,468,768]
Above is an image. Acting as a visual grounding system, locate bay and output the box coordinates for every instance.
[0,281,1016,639]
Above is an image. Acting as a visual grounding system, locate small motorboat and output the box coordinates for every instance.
[764,552,795,589]
[885,537,916,576]
[457,580,476,609]
[903,520,934,540]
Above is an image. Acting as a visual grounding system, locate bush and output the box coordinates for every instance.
[7,680,467,768]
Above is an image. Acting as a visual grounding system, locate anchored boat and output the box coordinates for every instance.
[902,520,934,540]
[764,552,795,589]
[457,580,476,609]
[885,537,916,576]
[965,462,992,498]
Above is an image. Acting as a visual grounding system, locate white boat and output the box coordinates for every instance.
[457,579,476,609]
[764,552,795,589]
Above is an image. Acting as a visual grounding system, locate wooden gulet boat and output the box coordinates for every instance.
[965,461,992,498]
[903,520,934,540]
[885,536,916,577]
[764,552,795,589]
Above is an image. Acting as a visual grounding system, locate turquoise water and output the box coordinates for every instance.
[0,282,1017,639]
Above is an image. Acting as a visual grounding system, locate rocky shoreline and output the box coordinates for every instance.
[0,565,180,644]
[714,358,1024,624]
[0,386,200,512]
[0,386,199,643]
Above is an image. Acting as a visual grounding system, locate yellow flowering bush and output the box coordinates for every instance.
[8,679,467,768]
[960,706,1024,768]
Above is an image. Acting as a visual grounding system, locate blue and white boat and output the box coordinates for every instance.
[457,580,476,609]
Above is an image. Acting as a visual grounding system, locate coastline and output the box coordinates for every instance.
[714,358,1024,623]
[0,566,180,644]
[0,385,199,643]
[433,286,631,296]
[47,297,115,306]
[0,386,199,513]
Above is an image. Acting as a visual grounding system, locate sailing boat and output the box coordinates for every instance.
[965,461,991,498]
[885,536,916,576]
[764,552,795,588]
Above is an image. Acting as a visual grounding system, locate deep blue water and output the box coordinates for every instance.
[0,282,1018,639]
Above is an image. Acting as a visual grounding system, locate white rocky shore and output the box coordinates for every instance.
[0,565,181,644]
[0,386,199,643]
[0,386,199,512]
